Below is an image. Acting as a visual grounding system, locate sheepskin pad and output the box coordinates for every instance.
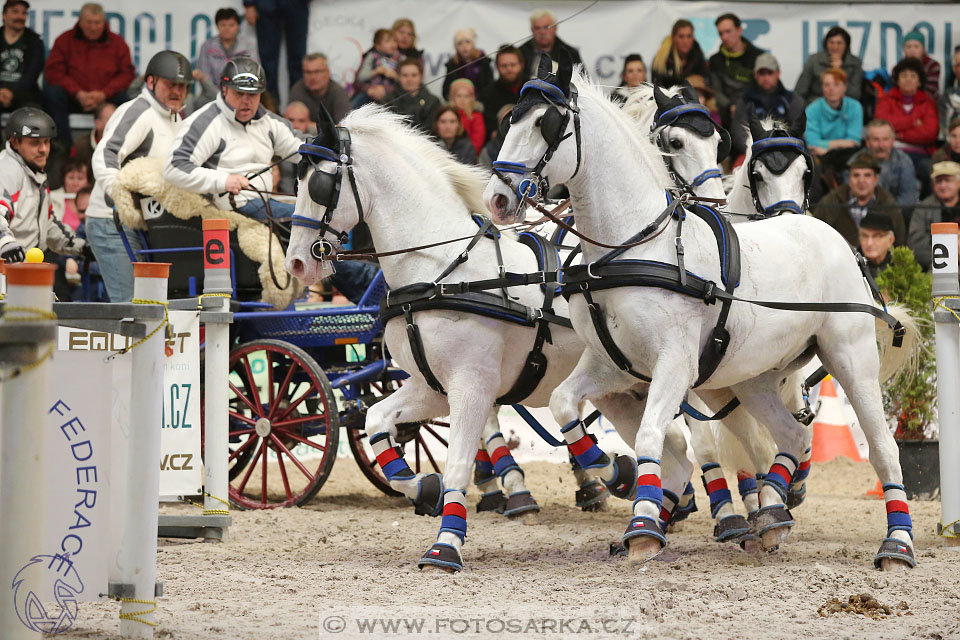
[112,157,301,309]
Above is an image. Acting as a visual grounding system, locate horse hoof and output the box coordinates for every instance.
[874,537,916,570]
[603,455,638,500]
[411,474,444,517]
[740,537,762,554]
[582,499,610,513]
[503,491,540,520]
[880,558,912,572]
[748,505,794,551]
[761,526,790,551]
[420,564,456,574]
[476,491,507,514]
[418,543,463,572]
[627,538,662,566]
[576,480,610,511]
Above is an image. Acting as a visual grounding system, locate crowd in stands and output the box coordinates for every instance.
[1,1,959,303]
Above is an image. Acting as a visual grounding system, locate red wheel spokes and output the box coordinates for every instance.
[229,435,257,462]
[267,360,299,421]
[269,433,315,480]
[275,447,293,502]
[266,349,275,405]
[422,424,448,447]
[417,434,441,473]
[260,435,269,506]
[228,412,258,427]
[275,430,326,453]
[241,355,264,417]
[273,382,319,423]
[271,413,327,429]
[229,380,262,417]
[237,438,265,494]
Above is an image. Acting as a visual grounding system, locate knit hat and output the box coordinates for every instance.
[850,152,881,174]
[448,78,476,97]
[903,31,925,48]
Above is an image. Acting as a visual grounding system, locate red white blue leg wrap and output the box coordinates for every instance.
[700,462,733,518]
[883,483,913,540]
[487,432,523,479]
[764,452,799,503]
[370,431,414,482]
[660,489,679,530]
[561,419,605,469]
[633,457,663,515]
[790,448,812,490]
[439,490,468,543]
[737,471,760,513]
[474,449,495,481]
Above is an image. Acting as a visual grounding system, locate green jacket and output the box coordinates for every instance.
[812,183,906,249]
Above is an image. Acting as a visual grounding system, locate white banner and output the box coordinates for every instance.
[30,1,958,96]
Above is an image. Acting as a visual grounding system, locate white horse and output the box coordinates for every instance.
[284,105,695,572]
[484,64,917,571]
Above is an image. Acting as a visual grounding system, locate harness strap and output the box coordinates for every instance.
[403,304,446,395]
[581,286,651,382]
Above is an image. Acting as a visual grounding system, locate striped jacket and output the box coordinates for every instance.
[163,93,302,210]
[0,144,83,255]
[88,86,183,220]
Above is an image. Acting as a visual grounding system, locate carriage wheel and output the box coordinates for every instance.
[226,339,339,509]
[345,378,451,497]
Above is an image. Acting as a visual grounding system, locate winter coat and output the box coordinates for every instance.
[804,97,863,149]
[812,183,906,248]
[519,36,583,81]
[938,81,960,139]
[458,108,486,154]
[44,23,135,97]
[847,148,919,207]
[651,41,709,88]
[442,53,494,101]
[708,39,763,110]
[0,26,44,103]
[793,50,864,104]
[289,79,351,124]
[908,192,960,269]
[385,86,441,133]
[440,135,476,165]
[875,87,939,151]
[479,79,522,142]
[731,81,805,153]
[195,35,259,89]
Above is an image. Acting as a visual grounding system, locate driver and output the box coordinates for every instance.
[0,107,85,263]
[87,50,192,302]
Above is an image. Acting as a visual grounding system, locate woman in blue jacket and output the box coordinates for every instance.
[805,68,862,180]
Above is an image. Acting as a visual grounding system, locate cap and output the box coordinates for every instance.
[849,152,881,174]
[2,0,29,11]
[859,213,893,232]
[904,31,925,48]
[931,161,960,179]
[754,52,779,73]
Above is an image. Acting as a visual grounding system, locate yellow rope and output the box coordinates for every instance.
[197,292,232,310]
[106,298,168,359]
[180,492,231,516]
[0,306,57,382]
[117,598,157,627]
[939,517,960,540]
[933,296,960,324]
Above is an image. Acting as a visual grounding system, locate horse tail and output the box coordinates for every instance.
[876,302,923,384]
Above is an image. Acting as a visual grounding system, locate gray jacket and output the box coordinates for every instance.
[794,51,864,105]
[907,193,960,270]
[848,148,919,208]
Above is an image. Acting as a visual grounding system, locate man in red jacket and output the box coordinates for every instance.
[42,2,135,148]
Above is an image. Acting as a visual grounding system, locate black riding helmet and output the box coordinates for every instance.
[144,50,192,84]
[221,56,266,94]
[6,106,56,140]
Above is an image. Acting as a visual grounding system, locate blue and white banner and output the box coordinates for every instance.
[29,1,958,94]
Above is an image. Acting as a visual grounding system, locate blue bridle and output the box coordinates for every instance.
[747,135,813,216]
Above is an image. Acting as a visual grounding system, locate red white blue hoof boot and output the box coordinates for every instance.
[786,483,807,510]
[604,455,639,500]
[748,505,794,551]
[622,516,667,565]
[714,514,755,546]
[476,490,507,514]
[576,479,610,512]
[874,538,916,571]
[410,473,444,517]
[503,491,540,523]
[418,543,462,573]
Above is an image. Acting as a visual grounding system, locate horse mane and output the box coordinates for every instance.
[572,71,673,190]
[620,83,683,129]
[340,104,490,215]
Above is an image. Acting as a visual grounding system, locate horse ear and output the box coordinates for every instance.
[536,52,554,81]
[680,82,699,104]
[315,101,338,145]
[788,111,807,140]
[653,84,669,109]
[556,51,573,95]
[748,111,766,143]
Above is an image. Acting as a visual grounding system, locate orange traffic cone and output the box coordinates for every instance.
[810,377,863,463]
[866,479,883,498]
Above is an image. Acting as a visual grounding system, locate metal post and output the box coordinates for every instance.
[0,263,57,640]
[930,222,960,548]
[118,262,169,637]
[202,219,232,526]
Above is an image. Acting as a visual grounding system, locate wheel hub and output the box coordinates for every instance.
[255,417,272,438]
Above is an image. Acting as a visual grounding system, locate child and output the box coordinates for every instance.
[902,31,941,97]
[449,78,485,154]
[353,28,401,107]
[51,158,90,231]
[442,28,493,100]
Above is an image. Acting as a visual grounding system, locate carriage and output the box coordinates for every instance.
[120,211,452,509]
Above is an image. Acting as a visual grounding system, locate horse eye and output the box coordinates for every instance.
[669,138,683,150]
[752,171,764,183]
[535,116,543,128]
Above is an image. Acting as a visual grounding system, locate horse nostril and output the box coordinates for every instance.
[493,193,509,215]
[290,258,304,276]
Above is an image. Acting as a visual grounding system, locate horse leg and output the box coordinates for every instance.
[364,379,450,516]
[780,372,814,509]
[726,378,808,552]
[817,344,916,571]
[482,410,540,523]
[568,448,611,512]
[419,378,499,574]
[549,352,640,501]
[473,431,506,514]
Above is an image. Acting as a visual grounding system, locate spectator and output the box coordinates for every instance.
[875,57,939,177]
[610,54,647,104]
[805,69,862,174]
[242,0,309,101]
[902,31,940,97]
[50,157,89,231]
[164,58,303,227]
[519,9,583,80]
[43,3,135,148]
[442,28,493,100]
[794,26,864,105]
[709,12,763,128]
[731,53,805,156]
[392,18,422,64]
[449,78,485,154]
[283,100,314,135]
[385,58,440,133]
[0,107,85,264]
[479,46,524,143]
[88,51,192,302]
[651,20,708,88]
[433,105,476,165]
[74,185,91,238]
[813,152,906,248]
[479,104,514,170]
[907,160,960,270]
[289,53,351,123]
[0,0,43,112]
[858,213,897,279]
[849,120,919,208]
[353,29,401,108]
[932,117,960,164]
[277,101,313,194]
[939,48,960,139]
[194,8,258,93]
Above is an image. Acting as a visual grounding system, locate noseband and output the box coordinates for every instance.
[747,135,813,216]
[291,126,365,261]
[492,80,582,207]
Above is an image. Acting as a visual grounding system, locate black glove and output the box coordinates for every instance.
[81,242,96,262]
[1,242,25,263]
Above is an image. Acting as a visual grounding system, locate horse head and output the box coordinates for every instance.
[745,112,813,216]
